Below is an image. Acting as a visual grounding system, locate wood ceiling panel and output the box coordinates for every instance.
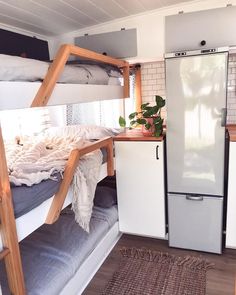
[32,0,88,27]
[113,0,145,15]
[159,0,193,8]
[0,0,75,34]
[0,13,53,35]
[64,0,113,23]
[0,0,64,33]
[137,0,163,10]
[58,0,99,26]
[90,0,128,18]
[0,0,198,36]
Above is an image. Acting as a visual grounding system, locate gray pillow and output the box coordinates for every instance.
[94,186,117,208]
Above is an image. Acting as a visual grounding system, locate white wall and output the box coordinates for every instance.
[49,0,236,62]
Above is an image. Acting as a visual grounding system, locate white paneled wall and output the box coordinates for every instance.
[141,54,236,124]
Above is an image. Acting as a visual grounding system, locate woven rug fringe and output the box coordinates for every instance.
[120,247,214,270]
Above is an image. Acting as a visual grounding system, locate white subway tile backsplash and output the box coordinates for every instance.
[141,54,236,124]
[147,68,157,74]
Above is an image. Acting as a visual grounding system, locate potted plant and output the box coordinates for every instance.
[119,95,165,137]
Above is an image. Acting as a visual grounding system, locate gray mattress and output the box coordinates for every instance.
[11,173,62,218]
[0,205,118,295]
[11,148,108,218]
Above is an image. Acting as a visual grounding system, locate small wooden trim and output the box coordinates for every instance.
[226,125,236,141]
[31,44,130,108]
[135,65,142,113]
[114,130,164,142]
[123,63,130,98]
[0,127,26,295]
[46,137,114,224]
[0,247,10,260]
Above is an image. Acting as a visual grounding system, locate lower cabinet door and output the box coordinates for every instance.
[115,141,166,238]
[226,142,236,248]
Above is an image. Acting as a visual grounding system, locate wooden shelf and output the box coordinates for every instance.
[114,129,164,142]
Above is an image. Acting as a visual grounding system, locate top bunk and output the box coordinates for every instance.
[0,42,130,110]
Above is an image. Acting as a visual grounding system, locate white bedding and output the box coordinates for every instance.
[0,54,121,85]
[5,135,103,232]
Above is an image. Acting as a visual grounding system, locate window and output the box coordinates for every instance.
[0,108,51,140]
[67,73,136,128]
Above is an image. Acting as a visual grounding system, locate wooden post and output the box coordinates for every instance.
[123,63,130,98]
[46,137,114,224]
[0,248,10,260]
[135,65,142,113]
[0,127,26,295]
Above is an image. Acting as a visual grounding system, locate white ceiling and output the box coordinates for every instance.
[0,0,193,36]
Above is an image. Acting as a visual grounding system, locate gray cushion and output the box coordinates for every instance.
[94,186,117,208]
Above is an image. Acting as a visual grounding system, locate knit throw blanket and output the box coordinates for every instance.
[5,135,103,232]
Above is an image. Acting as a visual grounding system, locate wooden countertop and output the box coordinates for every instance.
[227,124,236,142]
[114,125,236,142]
[113,129,164,141]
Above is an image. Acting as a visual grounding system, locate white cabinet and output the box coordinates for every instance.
[226,141,236,248]
[114,139,166,238]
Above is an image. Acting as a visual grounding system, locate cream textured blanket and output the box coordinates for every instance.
[5,135,103,232]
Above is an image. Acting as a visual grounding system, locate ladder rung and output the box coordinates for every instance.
[0,248,10,260]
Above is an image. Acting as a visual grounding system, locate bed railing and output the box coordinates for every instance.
[31,44,130,108]
[46,136,114,224]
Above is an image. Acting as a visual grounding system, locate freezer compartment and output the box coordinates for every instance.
[168,193,223,254]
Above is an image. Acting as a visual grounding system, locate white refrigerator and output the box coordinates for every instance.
[165,48,228,253]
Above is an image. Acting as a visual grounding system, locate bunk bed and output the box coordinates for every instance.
[0,44,129,110]
[0,42,129,295]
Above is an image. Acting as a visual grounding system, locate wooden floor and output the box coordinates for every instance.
[83,234,236,295]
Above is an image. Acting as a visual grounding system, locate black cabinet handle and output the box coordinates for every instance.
[156,145,159,160]
[221,108,227,127]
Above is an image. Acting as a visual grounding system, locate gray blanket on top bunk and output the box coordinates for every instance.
[0,205,118,295]
[0,54,122,84]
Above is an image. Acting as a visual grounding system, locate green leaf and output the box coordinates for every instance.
[136,118,147,125]
[141,103,150,110]
[153,116,161,124]
[155,95,166,108]
[154,130,162,137]
[119,116,126,127]
[129,112,138,120]
[154,120,164,129]
[130,120,137,126]
[145,123,151,130]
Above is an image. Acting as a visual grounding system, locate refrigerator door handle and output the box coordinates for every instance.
[156,145,159,160]
[221,108,227,127]
[186,195,204,201]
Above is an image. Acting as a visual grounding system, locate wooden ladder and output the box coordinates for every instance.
[0,127,26,294]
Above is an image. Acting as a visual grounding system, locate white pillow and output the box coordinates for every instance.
[45,125,121,139]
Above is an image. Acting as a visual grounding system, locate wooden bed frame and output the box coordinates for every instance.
[0,44,130,110]
[0,44,129,295]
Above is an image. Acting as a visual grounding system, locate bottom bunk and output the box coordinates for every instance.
[0,201,121,295]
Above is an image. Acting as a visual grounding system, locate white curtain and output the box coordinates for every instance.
[67,74,135,128]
